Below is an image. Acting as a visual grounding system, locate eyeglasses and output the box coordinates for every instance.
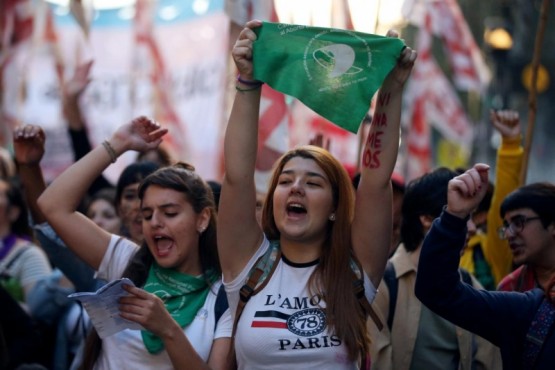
[497,215,541,240]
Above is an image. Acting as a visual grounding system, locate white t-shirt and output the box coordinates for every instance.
[93,235,232,370]
[225,237,377,370]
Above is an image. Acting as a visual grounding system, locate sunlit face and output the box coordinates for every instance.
[87,198,121,235]
[272,157,335,244]
[141,185,208,274]
[118,183,143,244]
[503,208,554,266]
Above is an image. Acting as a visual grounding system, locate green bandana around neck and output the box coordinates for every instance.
[141,263,214,354]
[252,21,405,133]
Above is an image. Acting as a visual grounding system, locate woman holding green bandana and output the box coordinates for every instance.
[220,20,416,370]
[38,117,232,370]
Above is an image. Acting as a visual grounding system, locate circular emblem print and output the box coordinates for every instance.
[303,29,372,86]
[287,308,326,337]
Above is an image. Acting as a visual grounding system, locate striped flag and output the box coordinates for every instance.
[0,0,64,147]
[403,13,473,180]
[402,0,490,92]
[133,0,188,160]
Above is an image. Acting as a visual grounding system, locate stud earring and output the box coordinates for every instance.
[329,214,336,221]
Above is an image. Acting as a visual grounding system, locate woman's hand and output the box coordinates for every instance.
[232,20,263,81]
[109,116,168,155]
[381,30,417,92]
[119,285,178,338]
[13,124,46,166]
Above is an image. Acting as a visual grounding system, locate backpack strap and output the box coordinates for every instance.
[522,298,555,369]
[382,261,397,331]
[350,257,384,331]
[232,240,281,338]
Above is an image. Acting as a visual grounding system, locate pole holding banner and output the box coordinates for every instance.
[520,0,551,185]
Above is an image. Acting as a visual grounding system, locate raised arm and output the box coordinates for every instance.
[218,20,265,280]
[414,164,518,344]
[37,117,167,270]
[352,33,417,287]
[13,124,48,224]
[63,60,113,195]
[486,109,523,285]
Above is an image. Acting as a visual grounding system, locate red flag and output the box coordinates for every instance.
[406,94,432,181]
[133,0,187,160]
[0,0,65,147]
[403,13,473,180]
[403,0,490,91]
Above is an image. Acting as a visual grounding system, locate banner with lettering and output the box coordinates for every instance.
[10,10,229,183]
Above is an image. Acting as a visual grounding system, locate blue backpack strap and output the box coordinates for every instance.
[522,298,555,369]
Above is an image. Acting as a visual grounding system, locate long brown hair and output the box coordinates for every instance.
[261,145,369,362]
[81,162,220,369]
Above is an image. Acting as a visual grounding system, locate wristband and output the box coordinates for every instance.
[102,140,118,163]
[235,84,262,92]
[237,74,264,87]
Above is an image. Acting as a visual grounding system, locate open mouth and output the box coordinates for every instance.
[287,202,307,217]
[154,235,174,257]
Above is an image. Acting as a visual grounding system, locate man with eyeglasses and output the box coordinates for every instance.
[496,182,555,293]
[415,164,555,370]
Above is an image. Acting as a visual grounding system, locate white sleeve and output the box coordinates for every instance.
[95,235,139,281]
[214,308,233,339]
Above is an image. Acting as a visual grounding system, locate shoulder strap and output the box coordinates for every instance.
[522,298,555,370]
[232,240,281,338]
[350,257,383,332]
[214,283,228,330]
[382,261,397,331]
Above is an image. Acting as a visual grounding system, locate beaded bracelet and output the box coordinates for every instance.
[102,140,118,163]
[237,74,264,87]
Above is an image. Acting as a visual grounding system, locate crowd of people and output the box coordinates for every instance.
[1,19,554,370]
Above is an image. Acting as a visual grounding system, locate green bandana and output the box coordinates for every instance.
[253,22,405,133]
[141,264,213,354]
